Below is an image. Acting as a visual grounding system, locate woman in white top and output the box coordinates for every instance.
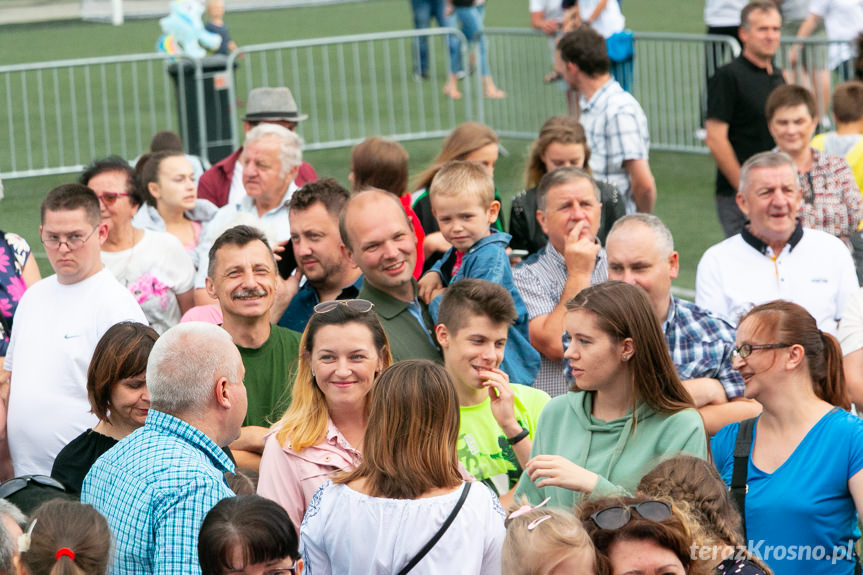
[81,157,195,333]
[134,150,218,269]
[300,359,506,575]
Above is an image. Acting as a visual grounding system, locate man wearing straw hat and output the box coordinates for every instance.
[198,86,318,208]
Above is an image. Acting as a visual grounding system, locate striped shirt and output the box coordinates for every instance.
[513,242,607,397]
[81,409,235,575]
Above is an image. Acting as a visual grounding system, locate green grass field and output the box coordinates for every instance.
[0,0,722,290]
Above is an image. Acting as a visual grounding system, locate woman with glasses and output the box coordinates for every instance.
[514,281,707,509]
[80,156,195,334]
[711,300,863,575]
[257,299,392,532]
[51,322,158,496]
[199,495,302,575]
[580,496,695,575]
[133,151,218,270]
[300,360,505,574]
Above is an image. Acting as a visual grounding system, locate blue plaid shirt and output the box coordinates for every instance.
[81,409,235,575]
[663,297,744,399]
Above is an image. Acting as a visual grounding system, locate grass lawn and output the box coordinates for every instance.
[0,0,722,291]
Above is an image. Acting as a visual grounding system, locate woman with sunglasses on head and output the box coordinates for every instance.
[257,299,392,532]
[133,150,218,270]
[711,300,863,575]
[80,156,195,334]
[300,360,505,575]
[199,495,303,575]
[510,116,626,257]
[580,495,699,575]
[514,281,707,509]
[51,321,158,497]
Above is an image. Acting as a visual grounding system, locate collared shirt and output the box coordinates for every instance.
[513,242,608,397]
[277,275,363,332]
[580,78,650,213]
[258,420,362,532]
[695,220,859,336]
[663,297,744,399]
[81,410,235,575]
[792,147,863,245]
[357,279,442,363]
[194,181,299,288]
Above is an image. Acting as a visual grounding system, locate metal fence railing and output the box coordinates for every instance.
[0,52,199,180]
[226,28,473,153]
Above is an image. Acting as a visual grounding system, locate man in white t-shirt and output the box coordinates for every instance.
[2,184,146,476]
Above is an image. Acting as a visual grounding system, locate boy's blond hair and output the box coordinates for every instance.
[429,160,495,208]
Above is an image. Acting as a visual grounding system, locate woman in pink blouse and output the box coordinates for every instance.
[257,300,392,531]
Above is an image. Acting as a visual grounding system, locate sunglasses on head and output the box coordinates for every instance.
[590,500,672,530]
[96,191,130,206]
[0,475,66,500]
[313,299,375,314]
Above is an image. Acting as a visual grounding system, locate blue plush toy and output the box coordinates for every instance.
[157,0,223,59]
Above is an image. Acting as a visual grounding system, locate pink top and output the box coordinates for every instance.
[257,420,362,532]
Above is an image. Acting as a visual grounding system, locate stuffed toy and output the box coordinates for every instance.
[157,0,222,59]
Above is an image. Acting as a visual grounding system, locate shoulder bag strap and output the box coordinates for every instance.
[397,482,472,575]
[730,417,756,541]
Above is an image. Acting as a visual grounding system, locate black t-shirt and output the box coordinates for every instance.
[51,429,118,497]
[707,55,785,197]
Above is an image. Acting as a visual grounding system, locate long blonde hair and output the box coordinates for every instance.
[413,122,498,192]
[273,305,392,452]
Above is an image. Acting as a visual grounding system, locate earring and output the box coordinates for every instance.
[311,370,316,378]
[622,354,631,362]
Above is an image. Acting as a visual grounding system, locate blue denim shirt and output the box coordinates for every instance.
[429,232,541,385]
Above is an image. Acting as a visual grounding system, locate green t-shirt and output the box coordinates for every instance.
[238,325,302,427]
[458,384,550,496]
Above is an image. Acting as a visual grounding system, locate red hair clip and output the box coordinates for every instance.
[56,548,75,561]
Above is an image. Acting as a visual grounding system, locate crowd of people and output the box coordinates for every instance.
[2,2,863,573]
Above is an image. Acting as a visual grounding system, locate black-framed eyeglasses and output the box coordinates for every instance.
[0,475,66,500]
[313,299,375,314]
[731,343,791,360]
[590,500,672,530]
[40,226,99,251]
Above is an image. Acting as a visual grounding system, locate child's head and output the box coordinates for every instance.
[832,81,863,126]
[206,0,225,19]
[18,499,111,575]
[503,504,597,575]
[429,160,500,252]
[435,279,516,394]
[349,137,410,196]
[526,116,592,188]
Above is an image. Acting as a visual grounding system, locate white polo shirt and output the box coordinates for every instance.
[695,223,858,336]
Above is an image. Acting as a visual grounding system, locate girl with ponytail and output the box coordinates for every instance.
[17,500,110,575]
[711,300,863,575]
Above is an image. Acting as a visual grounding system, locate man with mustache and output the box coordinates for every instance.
[696,151,858,336]
[206,225,302,470]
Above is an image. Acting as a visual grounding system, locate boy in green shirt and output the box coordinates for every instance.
[434,279,550,499]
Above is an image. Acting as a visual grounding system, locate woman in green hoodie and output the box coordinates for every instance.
[515,281,708,508]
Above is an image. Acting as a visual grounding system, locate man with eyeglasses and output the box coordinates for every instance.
[606,214,761,434]
[2,184,145,477]
[205,225,301,471]
[696,151,858,336]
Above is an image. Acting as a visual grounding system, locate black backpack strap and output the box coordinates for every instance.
[731,417,756,541]
[397,482,472,575]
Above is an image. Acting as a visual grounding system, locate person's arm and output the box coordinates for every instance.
[843,350,863,408]
[586,0,608,24]
[524,454,599,494]
[623,158,656,213]
[176,289,195,315]
[789,13,822,66]
[482,368,533,467]
[269,273,302,324]
[422,231,451,259]
[698,398,763,436]
[229,425,268,471]
[258,433,310,533]
[682,378,727,408]
[704,119,741,191]
[20,254,41,287]
[528,221,599,360]
[530,11,561,35]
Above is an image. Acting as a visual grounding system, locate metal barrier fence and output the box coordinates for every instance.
[225,28,473,154]
[482,28,741,153]
[0,53,199,179]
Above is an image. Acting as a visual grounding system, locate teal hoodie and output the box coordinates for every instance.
[514,391,708,509]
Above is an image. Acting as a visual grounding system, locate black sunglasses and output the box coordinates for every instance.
[590,500,672,530]
[0,475,66,500]
[313,299,375,314]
